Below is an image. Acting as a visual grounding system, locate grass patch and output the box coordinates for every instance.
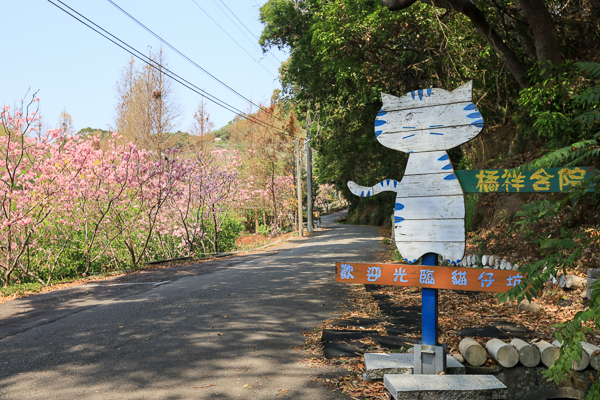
[0,282,45,298]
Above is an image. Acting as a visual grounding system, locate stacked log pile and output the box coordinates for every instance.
[457,337,599,371]
[458,256,597,299]
[458,254,519,270]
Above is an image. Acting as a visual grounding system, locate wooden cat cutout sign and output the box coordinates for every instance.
[348,82,483,264]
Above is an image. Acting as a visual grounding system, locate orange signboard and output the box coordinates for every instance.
[335,262,524,293]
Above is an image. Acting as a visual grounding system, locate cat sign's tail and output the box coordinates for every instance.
[347,179,400,197]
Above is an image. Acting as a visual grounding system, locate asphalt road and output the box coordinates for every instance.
[0,211,384,399]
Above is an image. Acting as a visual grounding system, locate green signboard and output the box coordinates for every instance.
[456,167,595,193]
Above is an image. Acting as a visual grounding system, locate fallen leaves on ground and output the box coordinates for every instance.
[295,227,598,399]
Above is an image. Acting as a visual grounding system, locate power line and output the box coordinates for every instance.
[57,0,287,135]
[105,0,284,123]
[190,0,276,79]
[218,0,282,64]
[210,0,281,67]
[47,0,296,137]
[49,0,238,119]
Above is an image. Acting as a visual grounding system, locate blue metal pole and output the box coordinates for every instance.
[421,253,438,346]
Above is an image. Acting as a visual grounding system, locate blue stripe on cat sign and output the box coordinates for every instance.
[394,216,404,223]
[403,134,415,139]
[377,110,387,116]
[430,132,444,135]
[471,120,484,127]
[375,130,382,137]
[367,191,371,196]
[418,90,423,101]
[394,181,397,188]
[464,103,477,111]
[438,154,449,161]
[380,181,384,187]
[444,173,457,180]
[386,179,390,186]
[467,112,482,119]
[395,203,404,211]
[374,120,386,126]
[427,88,432,97]
[411,91,415,100]
[360,191,364,197]
[442,164,452,170]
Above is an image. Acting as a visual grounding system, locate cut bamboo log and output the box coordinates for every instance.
[553,340,589,371]
[581,342,600,371]
[559,275,567,288]
[533,340,560,368]
[459,337,487,366]
[560,274,587,290]
[482,255,489,266]
[566,275,586,289]
[510,338,540,367]
[486,338,519,368]
[493,258,501,269]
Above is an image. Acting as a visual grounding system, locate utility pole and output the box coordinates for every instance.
[305,110,313,233]
[295,138,303,237]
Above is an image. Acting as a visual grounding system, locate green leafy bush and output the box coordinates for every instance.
[515,61,600,149]
[500,61,600,399]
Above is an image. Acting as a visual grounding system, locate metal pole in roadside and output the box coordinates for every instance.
[295,138,303,237]
[305,110,313,233]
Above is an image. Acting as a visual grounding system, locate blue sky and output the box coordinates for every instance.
[2,0,287,133]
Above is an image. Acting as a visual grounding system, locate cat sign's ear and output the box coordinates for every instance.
[452,81,473,102]
[380,92,398,110]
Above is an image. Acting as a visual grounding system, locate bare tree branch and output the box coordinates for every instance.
[379,0,531,88]
[379,0,419,10]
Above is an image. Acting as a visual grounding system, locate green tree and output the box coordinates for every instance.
[260,0,505,213]
[379,0,600,89]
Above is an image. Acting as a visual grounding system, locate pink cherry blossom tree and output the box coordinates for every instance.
[0,96,84,286]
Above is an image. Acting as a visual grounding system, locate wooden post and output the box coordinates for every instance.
[510,338,540,367]
[534,340,559,368]
[254,204,258,234]
[553,340,589,371]
[459,338,487,366]
[295,138,303,237]
[581,341,600,370]
[421,253,438,345]
[486,339,519,368]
